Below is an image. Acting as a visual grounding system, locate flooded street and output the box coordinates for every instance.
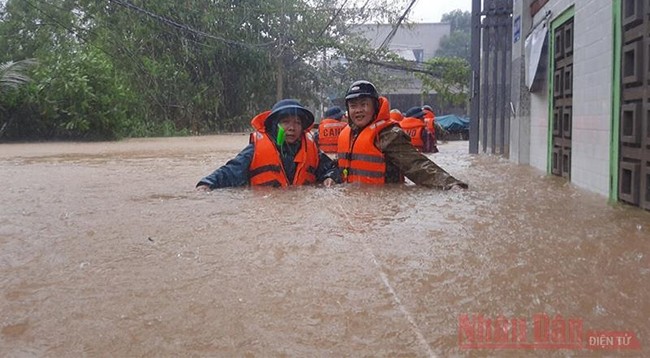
[1,135,649,357]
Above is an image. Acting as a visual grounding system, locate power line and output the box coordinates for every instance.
[22,0,182,111]
[22,0,115,59]
[24,0,152,70]
[108,0,274,49]
[354,57,442,77]
[316,0,350,39]
[378,0,417,51]
[289,0,350,66]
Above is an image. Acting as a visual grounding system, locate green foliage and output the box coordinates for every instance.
[441,10,471,33]
[0,0,404,140]
[417,57,470,113]
[436,9,471,62]
[436,31,470,61]
[24,47,138,139]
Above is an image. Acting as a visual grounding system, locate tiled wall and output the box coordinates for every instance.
[527,0,613,196]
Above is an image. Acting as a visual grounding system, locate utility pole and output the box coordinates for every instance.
[320,47,326,119]
[469,0,482,153]
[276,0,286,101]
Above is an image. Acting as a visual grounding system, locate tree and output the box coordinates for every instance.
[441,9,471,33]
[0,59,36,95]
[0,0,408,140]
[0,59,36,137]
[0,0,140,139]
[436,31,470,60]
[436,9,471,61]
[417,57,470,113]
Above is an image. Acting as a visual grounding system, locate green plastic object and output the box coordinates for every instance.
[276,125,285,146]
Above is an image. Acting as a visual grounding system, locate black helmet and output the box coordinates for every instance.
[345,80,379,101]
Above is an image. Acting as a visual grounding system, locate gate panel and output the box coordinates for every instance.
[477,0,512,155]
[552,18,574,179]
[619,0,650,210]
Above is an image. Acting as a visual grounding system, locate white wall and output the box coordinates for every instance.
[354,23,451,61]
[354,23,451,95]
[529,0,613,196]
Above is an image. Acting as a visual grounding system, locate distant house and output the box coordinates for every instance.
[351,23,451,113]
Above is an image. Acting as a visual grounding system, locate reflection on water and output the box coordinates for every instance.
[1,136,648,356]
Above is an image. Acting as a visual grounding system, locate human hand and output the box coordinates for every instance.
[196,185,212,192]
[323,178,335,187]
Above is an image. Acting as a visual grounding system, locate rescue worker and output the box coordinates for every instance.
[337,81,467,190]
[389,109,404,122]
[422,105,438,153]
[317,106,348,153]
[400,106,427,151]
[196,99,341,190]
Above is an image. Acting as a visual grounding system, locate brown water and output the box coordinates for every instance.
[1,135,648,357]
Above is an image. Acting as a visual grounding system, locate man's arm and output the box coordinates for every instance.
[378,126,467,190]
[196,144,254,189]
[315,151,342,184]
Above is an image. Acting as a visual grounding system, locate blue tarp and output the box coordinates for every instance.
[436,114,469,132]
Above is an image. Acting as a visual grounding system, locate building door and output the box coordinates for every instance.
[619,1,650,210]
[551,18,573,178]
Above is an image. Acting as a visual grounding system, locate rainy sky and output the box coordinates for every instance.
[409,0,472,22]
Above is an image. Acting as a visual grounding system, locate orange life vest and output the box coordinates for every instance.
[423,108,435,136]
[318,118,347,153]
[248,111,319,187]
[398,117,425,151]
[389,111,404,122]
[337,97,399,184]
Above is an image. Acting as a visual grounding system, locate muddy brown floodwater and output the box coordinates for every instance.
[1,135,649,357]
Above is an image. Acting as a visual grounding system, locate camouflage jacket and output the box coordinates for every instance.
[349,123,467,190]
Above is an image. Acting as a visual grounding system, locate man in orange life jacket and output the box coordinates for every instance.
[317,106,347,153]
[422,105,439,153]
[337,81,467,190]
[196,99,341,190]
[400,106,428,151]
[403,106,439,153]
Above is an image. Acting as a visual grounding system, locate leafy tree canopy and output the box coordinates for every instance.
[436,9,471,61]
[417,56,470,113]
[0,0,409,140]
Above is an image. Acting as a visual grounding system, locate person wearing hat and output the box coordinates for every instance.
[196,99,341,189]
[317,106,348,154]
[400,106,428,151]
[337,80,467,190]
[421,105,438,153]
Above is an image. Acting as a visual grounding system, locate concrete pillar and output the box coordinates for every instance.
[509,0,532,164]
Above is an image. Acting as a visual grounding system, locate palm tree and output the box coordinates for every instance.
[1,59,37,137]
[0,59,37,95]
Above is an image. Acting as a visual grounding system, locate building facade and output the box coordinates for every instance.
[509,0,648,210]
[354,23,451,112]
